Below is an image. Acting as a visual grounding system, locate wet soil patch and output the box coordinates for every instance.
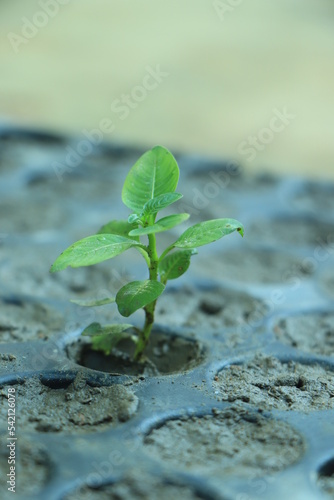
[0,435,51,500]
[143,407,305,478]
[68,331,204,376]
[248,216,334,247]
[213,354,334,411]
[65,473,209,500]
[273,313,334,357]
[194,248,314,284]
[317,458,334,498]
[0,375,138,433]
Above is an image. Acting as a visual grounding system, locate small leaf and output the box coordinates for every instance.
[70,297,115,307]
[88,326,136,355]
[98,219,139,241]
[129,214,189,236]
[116,280,165,317]
[50,234,143,272]
[128,214,140,224]
[81,322,133,336]
[122,146,180,213]
[172,218,244,249]
[142,192,183,216]
[158,249,195,281]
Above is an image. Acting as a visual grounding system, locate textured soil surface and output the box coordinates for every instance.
[0,375,138,434]
[144,407,305,478]
[0,436,50,500]
[213,355,334,411]
[65,472,208,500]
[273,313,334,357]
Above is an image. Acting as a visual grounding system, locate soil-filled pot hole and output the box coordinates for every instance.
[67,329,205,376]
[1,130,334,499]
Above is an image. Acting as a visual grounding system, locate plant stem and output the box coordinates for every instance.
[134,232,159,361]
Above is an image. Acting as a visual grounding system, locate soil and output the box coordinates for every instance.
[213,354,334,411]
[0,436,50,500]
[68,331,204,376]
[64,472,208,500]
[143,406,305,479]
[247,217,334,248]
[0,374,138,434]
[194,247,314,285]
[0,298,65,343]
[273,313,334,357]
[291,182,334,214]
[155,284,267,331]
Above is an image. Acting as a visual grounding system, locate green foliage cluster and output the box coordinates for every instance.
[50,146,244,360]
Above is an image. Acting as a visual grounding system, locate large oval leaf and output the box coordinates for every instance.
[50,234,142,272]
[122,146,180,213]
[142,192,183,216]
[158,249,195,281]
[173,218,244,249]
[116,280,165,317]
[129,213,189,237]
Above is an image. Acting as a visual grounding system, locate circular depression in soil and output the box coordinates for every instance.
[143,407,305,479]
[273,312,334,356]
[67,331,204,376]
[317,458,334,498]
[213,354,334,411]
[0,376,138,434]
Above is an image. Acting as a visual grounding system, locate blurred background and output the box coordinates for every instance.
[1,0,333,179]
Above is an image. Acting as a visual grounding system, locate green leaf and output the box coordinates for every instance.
[122,146,180,213]
[98,219,139,241]
[116,280,165,317]
[82,322,135,355]
[81,322,133,336]
[142,192,183,216]
[91,332,136,355]
[50,234,142,272]
[128,213,189,237]
[70,297,115,307]
[173,218,244,249]
[158,249,195,281]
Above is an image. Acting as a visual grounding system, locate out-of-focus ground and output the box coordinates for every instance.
[0,0,333,179]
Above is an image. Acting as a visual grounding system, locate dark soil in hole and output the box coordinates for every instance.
[247,217,334,247]
[213,354,334,411]
[273,313,334,356]
[317,459,334,498]
[143,407,305,479]
[68,331,204,376]
[64,472,209,500]
[0,375,138,434]
[0,435,50,499]
[194,247,314,285]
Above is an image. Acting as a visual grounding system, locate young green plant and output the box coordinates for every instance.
[50,146,244,361]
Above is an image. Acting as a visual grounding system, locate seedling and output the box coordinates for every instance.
[50,146,244,361]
